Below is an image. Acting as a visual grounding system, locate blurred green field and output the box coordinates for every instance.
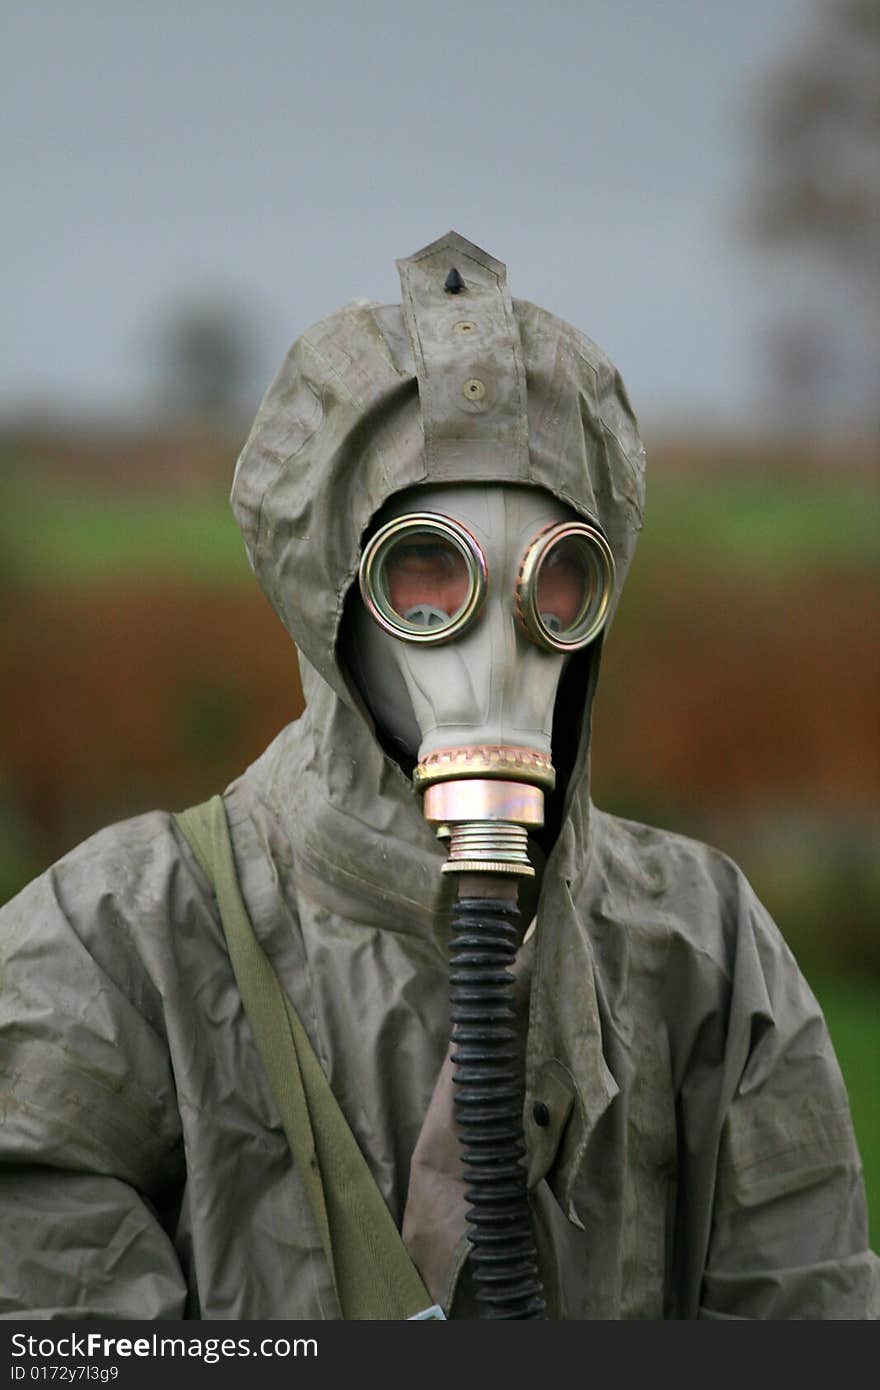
[641,474,880,572]
[1,470,878,584]
[1,476,252,584]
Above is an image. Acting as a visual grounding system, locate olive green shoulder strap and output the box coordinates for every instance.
[173,794,438,1321]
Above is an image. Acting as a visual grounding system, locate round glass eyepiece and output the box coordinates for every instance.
[358,512,487,644]
[516,521,615,652]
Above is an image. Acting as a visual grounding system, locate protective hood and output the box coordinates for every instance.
[230,230,645,893]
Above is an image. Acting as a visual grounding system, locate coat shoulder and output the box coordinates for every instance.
[1,808,217,1033]
[588,806,785,980]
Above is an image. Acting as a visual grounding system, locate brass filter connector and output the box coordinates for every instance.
[423,778,544,877]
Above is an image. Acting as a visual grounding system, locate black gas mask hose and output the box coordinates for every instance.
[450,881,546,1319]
[423,774,548,1319]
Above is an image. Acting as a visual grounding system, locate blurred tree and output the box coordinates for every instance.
[144,292,268,428]
[750,1,879,258]
[746,0,879,433]
[759,318,837,437]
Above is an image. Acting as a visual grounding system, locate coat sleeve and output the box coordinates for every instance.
[0,821,189,1319]
[698,884,880,1320]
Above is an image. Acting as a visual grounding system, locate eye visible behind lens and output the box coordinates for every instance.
[385,538,470,623]
[536,540,590,633]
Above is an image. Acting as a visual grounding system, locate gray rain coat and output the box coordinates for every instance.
[2,233,877,1320]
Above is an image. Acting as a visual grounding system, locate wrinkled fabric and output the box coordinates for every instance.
[1,231,877,1320]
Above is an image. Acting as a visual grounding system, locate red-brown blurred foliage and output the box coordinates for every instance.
[3,569,876,862]
[593,567,879,814]
[1,582,301,855]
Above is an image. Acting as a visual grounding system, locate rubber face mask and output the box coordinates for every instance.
[346,482,614,867]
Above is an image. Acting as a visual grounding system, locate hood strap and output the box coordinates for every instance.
[397,230,530,480]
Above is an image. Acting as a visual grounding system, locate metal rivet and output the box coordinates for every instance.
[463,378,486,401]
[533,1101,550,1128]
[453,320,477,335]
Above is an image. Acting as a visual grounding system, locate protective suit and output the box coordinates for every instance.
[1,231,877,1320]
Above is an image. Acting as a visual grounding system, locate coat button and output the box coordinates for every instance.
[533,1101,550,1128]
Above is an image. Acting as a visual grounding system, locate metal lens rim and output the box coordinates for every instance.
[358,511,488,644]
[517,520,615,652]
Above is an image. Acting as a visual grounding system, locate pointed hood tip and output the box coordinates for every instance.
[396,232,509,295]
[397,229,501,270]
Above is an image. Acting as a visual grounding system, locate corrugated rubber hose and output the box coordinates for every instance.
[449,891,547,1319]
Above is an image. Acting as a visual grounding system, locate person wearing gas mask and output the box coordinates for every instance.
[1,232,877,1321]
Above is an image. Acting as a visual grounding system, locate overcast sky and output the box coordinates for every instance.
[4,0,834,436]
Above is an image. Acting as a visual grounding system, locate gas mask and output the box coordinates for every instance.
[346,480,613,1321]
[347,481,614,878]
[334,236,621,1321]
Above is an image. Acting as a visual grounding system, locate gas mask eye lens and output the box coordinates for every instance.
[359,513,487,644]
[536,537,589,633]
[517,521,615,652]
[386,538,470,627]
